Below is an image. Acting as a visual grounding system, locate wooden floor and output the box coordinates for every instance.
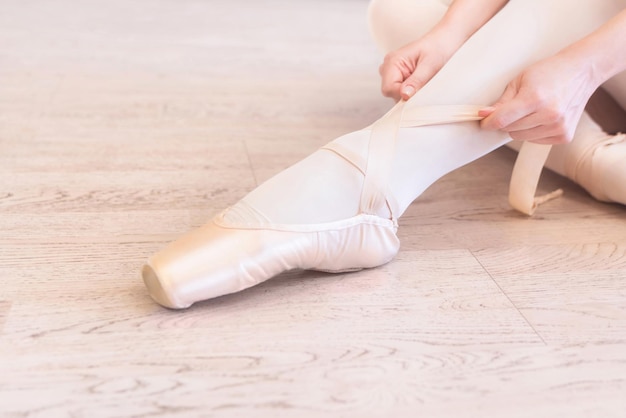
[1,1,626,416]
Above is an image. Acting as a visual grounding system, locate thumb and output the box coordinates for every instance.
[480,83,518,128]
[400,62,436,100]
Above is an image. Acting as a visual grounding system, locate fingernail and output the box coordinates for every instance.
[478,106,496,117]
[402,86,415,98]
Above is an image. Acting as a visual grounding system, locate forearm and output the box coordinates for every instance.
[428,0,509,48]
[559,8,626,88]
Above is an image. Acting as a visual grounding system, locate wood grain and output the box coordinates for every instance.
[1,0,626,417]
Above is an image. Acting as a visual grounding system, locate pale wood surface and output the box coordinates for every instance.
[1,1,626,417]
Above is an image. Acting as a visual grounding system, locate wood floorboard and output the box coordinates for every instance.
[1,0,625,416]
[473,245,626,345]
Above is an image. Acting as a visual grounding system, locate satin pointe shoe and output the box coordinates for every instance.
[142,206,400,309]
[505,112,626,215]
[562,113,626,204]
[142,103,407,309]
[142,102,496,309]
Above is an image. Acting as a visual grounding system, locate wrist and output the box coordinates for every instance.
[562,9,626,86]
[555,47,604,96]
[558,40,617,94]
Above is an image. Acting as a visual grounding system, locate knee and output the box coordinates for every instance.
[367,0,449,53]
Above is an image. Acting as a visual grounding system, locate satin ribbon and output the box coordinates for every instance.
[508,142,563,215]
[340,101,559,218]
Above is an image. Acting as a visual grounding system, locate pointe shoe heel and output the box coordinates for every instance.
[142,211,399,309]
[587,133,626,203]
[563,114,626,203]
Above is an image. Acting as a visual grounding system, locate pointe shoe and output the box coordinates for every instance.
[143,205,400,309]
[506,112,626,215]
[518,112,626,205]
[142,103,490,309]
[562,114,626,204]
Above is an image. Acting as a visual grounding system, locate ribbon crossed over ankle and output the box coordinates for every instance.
[355,100,558,219]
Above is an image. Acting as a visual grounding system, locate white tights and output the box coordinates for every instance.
[242,0,625,225]
[368,0,626,206]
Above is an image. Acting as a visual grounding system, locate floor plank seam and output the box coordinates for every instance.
[242,139,259,187]
[469,250,548,346]
[0,301,11,334]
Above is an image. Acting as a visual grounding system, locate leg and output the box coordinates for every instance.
[549,70,626,205]
[250,0,623,222]
[369,0,626,207]
[367,0,450,53]
[143,0,622,308]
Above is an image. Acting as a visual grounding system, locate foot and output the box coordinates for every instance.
[143,207,399,309]
[551,112,626,204]
[143,124,401,309]
[142,102,508,309]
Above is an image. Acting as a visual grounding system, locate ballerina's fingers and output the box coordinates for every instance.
[379,64,406,101]
[506,120,570,144]
[481,98,575,144]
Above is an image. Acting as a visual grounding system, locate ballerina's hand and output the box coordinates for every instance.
[379,34,458,102]
[479,52,599,145]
